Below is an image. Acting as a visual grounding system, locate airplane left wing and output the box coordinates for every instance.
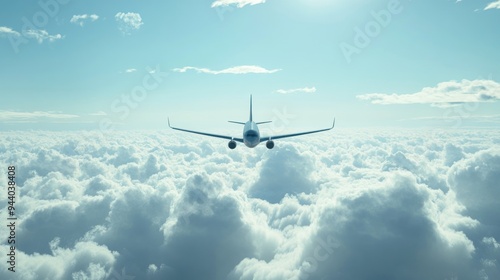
[260,119,335,142]
[168,118,244,142]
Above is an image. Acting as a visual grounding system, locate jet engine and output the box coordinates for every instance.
[228,140,237,149]
[266,140,274,149]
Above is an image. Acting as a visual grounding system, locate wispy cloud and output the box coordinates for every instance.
[275,87,316,94]
[24,29,63,43]
[397,114,500,125]
[0,111,79,122]
[211,0,266,8]
[357,79,500,108]
[115,12,143,34]
[70,14,99,26]
[485,0,500,10]
[0,27,62,43]
[173,65,281,75]
[125,68,137,73]
[0,26,20,37]
[89,111,107,116]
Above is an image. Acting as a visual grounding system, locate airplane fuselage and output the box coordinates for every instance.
[243,121,260,148]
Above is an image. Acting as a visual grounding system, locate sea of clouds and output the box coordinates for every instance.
[0,128,499,280]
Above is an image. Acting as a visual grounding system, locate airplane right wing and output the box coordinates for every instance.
[168,118,244,142]
[260,119,335,142]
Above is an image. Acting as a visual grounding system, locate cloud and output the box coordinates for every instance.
[0,27,62,43]
[275,87,316,95]
[0,27,62,45]
[125,68,137,73]
[24,29,63,43]
[89,111,107,116]
[249,145,317,203]
[211,0,267,8]
[173,65,281,75]
[485,0,500,10]
[448,148,500,226]
[357,79,500,108]
[0,240,117,280]
[0,26,20,37]
[0,111,79,123]
[70,14,99,26]
[1,129,499,279]
[115,12,143,34]
[397,114,500,125]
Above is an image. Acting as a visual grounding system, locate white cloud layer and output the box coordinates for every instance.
[485,0,500,10]
[1,129,499,279]
[70,14,99,26]
[115,12,143,35]
[275,87,316,95]
[173,65,281,75]
[357,79,500,108]
[211,0,267,8]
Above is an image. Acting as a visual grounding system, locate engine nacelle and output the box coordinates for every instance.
[228,140,237,149]
[266,140,274,149]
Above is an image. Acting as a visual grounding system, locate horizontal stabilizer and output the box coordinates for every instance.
[256,121,272,125]
[228,121,246,125]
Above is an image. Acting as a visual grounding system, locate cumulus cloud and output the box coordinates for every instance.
[70,14,99,26]
[357,79,500,108]
[173,65,281,75]
[275,87,316,95]
[448,149,500,226]
[211,0,267,8]
[1,129,499,279]
[115,12,143,35]
[485,0,500,10]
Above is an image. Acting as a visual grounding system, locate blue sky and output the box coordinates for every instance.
[1,0,499,131]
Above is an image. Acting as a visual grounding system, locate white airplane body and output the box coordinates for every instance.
[168,95,335,149]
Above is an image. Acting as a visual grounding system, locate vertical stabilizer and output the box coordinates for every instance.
[249,95,253,122]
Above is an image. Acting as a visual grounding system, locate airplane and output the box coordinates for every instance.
[168,95,335,149]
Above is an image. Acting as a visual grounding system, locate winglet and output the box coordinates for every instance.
[332,118,335,129]
[168,117,172,128]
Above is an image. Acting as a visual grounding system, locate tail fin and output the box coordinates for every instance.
[249,95,253,122]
